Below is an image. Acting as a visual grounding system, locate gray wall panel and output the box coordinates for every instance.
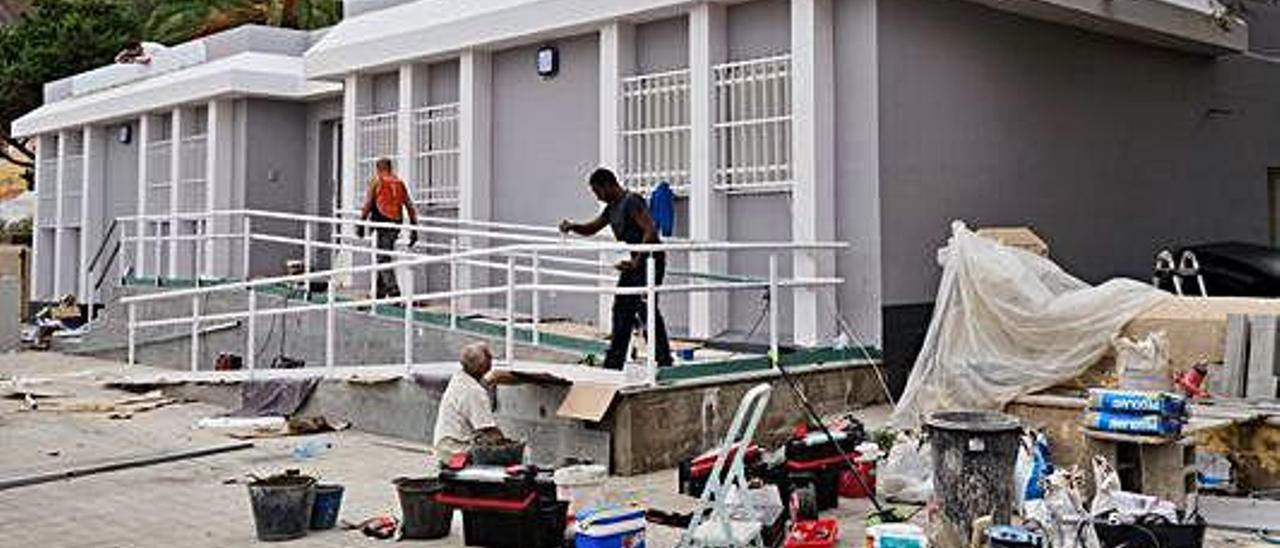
[492,33,602,323]
[635,16,689,74]
[878,0,1280,305]
[727,0,790,62]
[428,60,460,105]
[244,99,309,277]
[726,194,793,339]
[104,120,140,223]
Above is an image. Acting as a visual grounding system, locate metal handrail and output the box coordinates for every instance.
[116,207,846,382]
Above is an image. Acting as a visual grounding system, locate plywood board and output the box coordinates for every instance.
[1218,314,1249,397]
[1247,315,1280,399]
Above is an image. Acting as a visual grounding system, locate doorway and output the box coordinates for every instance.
[1269,168,1280,246]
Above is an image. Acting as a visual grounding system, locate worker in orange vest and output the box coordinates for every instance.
[357,157,418,298]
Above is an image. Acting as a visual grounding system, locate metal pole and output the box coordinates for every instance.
[193,220,202,287]
[768,253,778,361]
[403,267,414,371]
[190,295,200,372]
[449,237,458,329]
[531,251,541,345]
[368,230,377,315]
[505,255,516,364]
[303,221,313,278]
[646,254,657,383]
[326,272,335,370]
[127,302,136,366]
[246,290,257,371]
[241,216,251,281]
[153,222,162,285]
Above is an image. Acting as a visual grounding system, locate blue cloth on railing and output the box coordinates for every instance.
[649,181,676,237]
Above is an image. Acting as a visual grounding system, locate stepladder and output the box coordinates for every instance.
[679,383,773,548]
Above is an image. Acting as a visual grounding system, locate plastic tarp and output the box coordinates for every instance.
[891,222,1170,428]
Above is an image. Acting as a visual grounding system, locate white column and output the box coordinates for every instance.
[338,73,362,287]
[207,100,235,279]
[168,108,182,277]
[790,0,837,347]
[396,62,420,289]
[598,22,635,332]
[689,3,730,339]
[79,125,99,298]
[459,50,492,308]
[135,114,150,277]
[52,130,67,295]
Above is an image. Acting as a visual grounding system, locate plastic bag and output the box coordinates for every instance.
[1114,332,1173,391]
[877,434,933,503]
[1014,432,1052,506]
[892,222,1168,428]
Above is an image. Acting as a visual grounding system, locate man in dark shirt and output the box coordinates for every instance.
[559,168,674,370]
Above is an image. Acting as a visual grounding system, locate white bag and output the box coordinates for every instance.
[877,435,933,504]
[1113,332,1173,391]
[892,222,1168,428]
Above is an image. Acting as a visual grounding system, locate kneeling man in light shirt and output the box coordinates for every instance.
[433,342,519,457]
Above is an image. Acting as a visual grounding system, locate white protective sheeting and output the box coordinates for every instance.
[891,222,1170,428]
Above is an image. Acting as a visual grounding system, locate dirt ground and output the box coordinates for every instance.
[0,351,1269,547]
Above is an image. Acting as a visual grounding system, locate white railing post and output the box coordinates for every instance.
[531,251,541,345]
[403,267,414,371]
[768,253,779,362]
[190,295,200,371]
[127,302,137,366]
[153,222,162,285]
[505,254,516,364]
[449,237,458,329]
[303,221,314,278]
[368,229,377,315]
[326,272,336,370]
[241,215,251,281]
[646,254,657,383]
[246,290,257,371]
[193,219,203,287]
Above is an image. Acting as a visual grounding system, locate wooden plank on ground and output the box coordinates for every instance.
[1218,313,1249,397]
[1247,315,1280,399]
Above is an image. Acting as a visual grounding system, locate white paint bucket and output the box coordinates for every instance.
[554,464,608,516]
[865,523,928,548]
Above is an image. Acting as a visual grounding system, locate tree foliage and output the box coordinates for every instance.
[145,0,340,45]
[0,0,143,182]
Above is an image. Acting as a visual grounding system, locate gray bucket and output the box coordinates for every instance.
[925,410,1021,544]
[248,474,317,542]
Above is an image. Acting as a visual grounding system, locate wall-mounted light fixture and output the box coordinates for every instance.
[536,45,559,79]
[116,124,132,144]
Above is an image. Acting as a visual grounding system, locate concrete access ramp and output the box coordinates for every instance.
[81,283,887,475]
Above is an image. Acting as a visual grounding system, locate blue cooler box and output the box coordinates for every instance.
[575,507,646,548]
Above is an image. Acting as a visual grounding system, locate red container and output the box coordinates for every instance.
[785,519,839,548]
[838,460,876,498]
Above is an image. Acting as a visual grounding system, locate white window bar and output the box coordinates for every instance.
[178,133,208,214]
[37,135,59,228]
[60,132,85,226]
[619,68,691,194]
[356,111,399,187]
[411,103,461,207]
[146,115,174,216]
[712,54,793,193]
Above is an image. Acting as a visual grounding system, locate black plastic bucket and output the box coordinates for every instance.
[309,484,344,530]
[248,474,317,542]
[926,410,1021,544]
[395,477,451,539]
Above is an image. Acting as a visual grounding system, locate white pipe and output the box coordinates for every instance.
[646,254,656,382]
[303,222,313,278]
[246,290,256,371]
[403,267,414,370]
[449,237,458,329]
[190,295,200,372]
[531,251,541,345]
[505,255,515,364]
[241,216,251,281]
[127,302,136,366]
[768,253,778,362]
[326,273,335,371]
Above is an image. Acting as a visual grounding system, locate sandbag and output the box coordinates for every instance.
[891,222,1169,428]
